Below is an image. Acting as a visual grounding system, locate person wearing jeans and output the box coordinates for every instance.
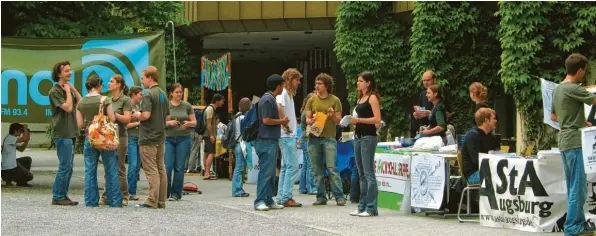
[298,93,317,195]
[75,75,122,207]
[164,83,196,201]
[126,86,143,200]
[305,73,345,206]
[551,53,595,236]
[49,60,82,206]
[254,74,288,211]
[350,72,382,217]
[232,98,251,197]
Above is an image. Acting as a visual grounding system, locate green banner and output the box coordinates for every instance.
[1,31,166,123]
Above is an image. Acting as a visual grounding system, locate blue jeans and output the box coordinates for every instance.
[254,139,278,208]
[309,137,344,202]
[354,136,378,214]
[84,138,122,207]
[299,140,316,194]
[52,138,75,201]
[467,171,480,184]
[561,148,587,236]
[127,136,141,196]
[165,136,191,199]
[277,137,299,204]
[232,143,248,196]
[350,157,360,202]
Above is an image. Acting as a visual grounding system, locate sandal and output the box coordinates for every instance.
[203,176,217,180]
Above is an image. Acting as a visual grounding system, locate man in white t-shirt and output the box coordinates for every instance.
[1,123,33,187]
[276,68,303,207]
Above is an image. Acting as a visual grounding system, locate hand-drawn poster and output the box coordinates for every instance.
[541,78,560,130]
[582,126,596,174]
[584,86,596,122]
[410,154,445,210]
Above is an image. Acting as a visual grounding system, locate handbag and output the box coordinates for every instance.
[87,96,119,150]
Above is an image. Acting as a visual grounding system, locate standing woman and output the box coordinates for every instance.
[421,85,447,142]
[298,92,317,195]
[126,86,143,201]
[103,75,132,206]
[75,75,122,207]
[164,83,196,201]
[349,72,381,217]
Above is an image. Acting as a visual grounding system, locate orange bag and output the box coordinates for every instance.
[88,96,119,151]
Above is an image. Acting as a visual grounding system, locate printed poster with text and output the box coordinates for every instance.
[479,153,596,232]
[375,153,410,211]
[410,154,445,210]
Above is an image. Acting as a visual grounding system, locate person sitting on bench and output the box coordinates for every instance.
[2,123,34,187]
[461,108,499,184]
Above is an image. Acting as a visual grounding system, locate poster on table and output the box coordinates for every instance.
[583,86,596,121]
[479,153,596,232]
[410,153,445,210]
[374,152,410,211]
[540,78,560,130]
[582,126,596,174]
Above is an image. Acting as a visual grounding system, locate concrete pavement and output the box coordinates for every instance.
[1,149,540,236]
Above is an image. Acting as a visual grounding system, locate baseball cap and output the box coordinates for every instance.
[267,74,285,88]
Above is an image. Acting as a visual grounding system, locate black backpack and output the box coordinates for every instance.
[195,105,213,135]
[242,92,272,142]
[222,112,242,149]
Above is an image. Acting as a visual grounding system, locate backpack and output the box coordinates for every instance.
[242,92,272,142]
[195,105,213,135]
[88,96,119,150]
[222,112,242,149]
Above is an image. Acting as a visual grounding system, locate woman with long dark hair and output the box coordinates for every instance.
[349,71,381,217]
[164,83,196,201]
[75,75,121,207]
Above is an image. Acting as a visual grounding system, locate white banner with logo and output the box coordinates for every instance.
[375,153,409,194]
[479,153,596,232]
[582,127,596,174]
[410,153,446,210]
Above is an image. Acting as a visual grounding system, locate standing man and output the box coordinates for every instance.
[305,73,346,206]
[202,94,225,180]
[411,70,436,137]
[49,61,82,206]
[551,53,596,236]
[136,66,170,209]
[276,68,303,207]
[254,74,289,211]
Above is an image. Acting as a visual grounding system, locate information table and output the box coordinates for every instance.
[479,151,596,233]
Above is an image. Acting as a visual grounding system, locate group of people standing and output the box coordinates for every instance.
[246,69,382,217]
[48,62,181,208]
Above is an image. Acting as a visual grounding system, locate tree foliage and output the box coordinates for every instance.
[410,2,502,133]
[334,1,415,137]
[497,1,596,150]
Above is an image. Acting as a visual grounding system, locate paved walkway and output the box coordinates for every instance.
[1,149,541,236]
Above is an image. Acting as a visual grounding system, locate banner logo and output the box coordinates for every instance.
[81,39,149,94]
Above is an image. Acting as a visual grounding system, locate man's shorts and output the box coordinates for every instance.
[204,137,216,154]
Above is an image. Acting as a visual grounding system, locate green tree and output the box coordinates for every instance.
[497,1,596,150]
[334,1,415,137]
[409,2,502,134]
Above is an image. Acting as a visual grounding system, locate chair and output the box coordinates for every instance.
[500,145,510,153]
[456,152,480,223]
[524,144,535,157]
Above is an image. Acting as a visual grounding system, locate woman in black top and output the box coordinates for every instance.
[422,85,447,142]
[470,82,489,124]
[349,72,381,217]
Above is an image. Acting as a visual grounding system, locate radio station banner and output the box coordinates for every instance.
[479,153,596,232]
[375,153,410,211]
[410,153,446,210]
[1,32,166,123]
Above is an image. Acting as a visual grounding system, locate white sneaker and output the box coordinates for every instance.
[255,203,270,211]
[358,212,377,217]
[268,203,284,210]
[350,210,362,216]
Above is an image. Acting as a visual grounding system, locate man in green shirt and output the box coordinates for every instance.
[305,73,346,206]
[136,66,170,209]
[48,61,82,206]
[551,53,596,236]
